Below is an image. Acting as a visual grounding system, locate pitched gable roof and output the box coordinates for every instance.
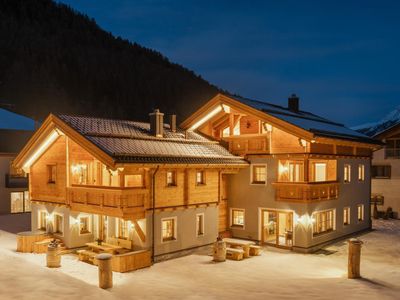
[182,93,381,146]
[57,115,246,165]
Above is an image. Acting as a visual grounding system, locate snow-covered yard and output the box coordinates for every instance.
[0,215,399,300]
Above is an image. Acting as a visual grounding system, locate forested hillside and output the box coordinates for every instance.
[0,0,219,122]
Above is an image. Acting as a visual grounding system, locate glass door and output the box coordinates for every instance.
[262,210,293,248]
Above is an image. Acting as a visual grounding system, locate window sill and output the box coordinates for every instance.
[231,225,245,230]
[166,185,177,188]
[196,183,206,186]
[251,181,266,185]
[162,237,177,244]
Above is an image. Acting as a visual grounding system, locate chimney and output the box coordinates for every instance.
[149,109,164,137]
[288,94,299,112]
[169,114,176,133]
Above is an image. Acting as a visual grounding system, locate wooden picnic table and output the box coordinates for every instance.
[223,238,255,258]
[85,242,123,254]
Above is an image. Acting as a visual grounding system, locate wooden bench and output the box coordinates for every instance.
[107,237,133,252]
[77,249,97,263]
[226,247,244,261]
[249,245,262,256]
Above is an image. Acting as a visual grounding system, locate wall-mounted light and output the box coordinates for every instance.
[299,138,307,148]
[263,122,272,132]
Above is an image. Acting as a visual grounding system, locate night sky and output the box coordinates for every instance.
[59,0,400,127]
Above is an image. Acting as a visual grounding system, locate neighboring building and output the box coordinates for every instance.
[0,108,34,214]
[355,106,400,218]
[14,93,380,259]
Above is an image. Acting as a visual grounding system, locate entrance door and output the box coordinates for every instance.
[262,210,293,248]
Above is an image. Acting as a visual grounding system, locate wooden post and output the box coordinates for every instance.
[96,253,113,289]
[348,238,363,279]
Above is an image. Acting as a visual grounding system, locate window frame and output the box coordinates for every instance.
[196,170,206,186]
[53,213,64,236]
[230,208,245,229]
[10,191,25,214]
[47,164,57,184]
[196,213,205,237]
[124,173,144,188]
[166,170,177,187]
[371,165,391,179]
[343,207,350,226]
[79,215,92,235]
[312,209,336,237]
[343,164,351,183]
[358,164,365,182]
[161,217,177,243]
[251,164,267,185]
[38,210,48,231]
[357,204,364,222]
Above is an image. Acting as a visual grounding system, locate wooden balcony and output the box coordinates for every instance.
[272,181,339,203]
[67,185,149,219]
[225,135,269,156]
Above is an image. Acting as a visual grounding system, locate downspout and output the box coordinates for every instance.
[152,165,160,263]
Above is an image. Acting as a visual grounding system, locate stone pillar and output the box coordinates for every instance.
[96,253,113,289]
[348,238,363,279]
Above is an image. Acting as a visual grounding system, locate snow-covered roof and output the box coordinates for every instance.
[0,108,35,131]
[353,106,400,138]
[228,94,380,144]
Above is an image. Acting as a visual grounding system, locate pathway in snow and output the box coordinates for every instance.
[0,216,399,299]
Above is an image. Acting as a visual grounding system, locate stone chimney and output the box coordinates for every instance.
[169,114,177,133]
[288,94,299,112]
[149,109,164,137]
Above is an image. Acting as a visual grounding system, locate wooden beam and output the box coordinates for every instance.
[132,220,146,243]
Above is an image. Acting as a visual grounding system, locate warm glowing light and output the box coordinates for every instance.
[278,161,289,175]
[130,222,135,229]
[23,130,60,170]
[222,104,230,113]
[189,105,223,130]
[299,138,307,147]
[71,163,87,174]
[296,214,315,227]
[263,122,273,132]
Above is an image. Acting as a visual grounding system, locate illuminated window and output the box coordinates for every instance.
[166,171,177,186]
[196,171,205,185]
[125,174,143,187]
[162,218,176,242]
[252,165,266,184]
[117,218,129,239]
[196,214,204,236]
[343,207,350,226]
[358,164,365,181]
[71,163,88,185]
[231,209,245,228]
[314,163,327,182]
[10,192,24,213]
[222,127,230,137]
[38,211,48,230]
[312,209,335,236]
[279,160,304,182]
[357,205,364,222]
[24,191,31,212]
[54,214,63,235]
[344,164,351,183]
[80,216,91,234]
[47,164,56,183]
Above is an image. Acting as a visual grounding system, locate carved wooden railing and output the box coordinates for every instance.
[66,185,149,219]
[225,135,269,155]
[272,181,339,203]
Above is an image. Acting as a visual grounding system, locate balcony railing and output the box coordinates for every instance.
[385,148,400,159]
[66,185,149,219]
[272,181,340,203]
[5,174,29,188]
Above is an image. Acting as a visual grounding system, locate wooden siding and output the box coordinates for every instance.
[30,136,67,204]
[218,174,228,232]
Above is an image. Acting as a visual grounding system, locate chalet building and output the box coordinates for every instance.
[181,94,380,253]
[13,111,246,261]
[14,93,380,261]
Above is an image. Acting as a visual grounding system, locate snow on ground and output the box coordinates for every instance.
[0,215,399,300]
